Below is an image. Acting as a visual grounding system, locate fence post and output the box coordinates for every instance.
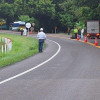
[2,45,3,53]
[5,44,6,53]
[0,36,12,53]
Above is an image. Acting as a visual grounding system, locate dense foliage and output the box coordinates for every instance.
[0,0,100,32]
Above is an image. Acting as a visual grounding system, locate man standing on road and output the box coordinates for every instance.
[37,28,46,53]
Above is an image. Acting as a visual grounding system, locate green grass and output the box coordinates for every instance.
[0,42,4,45]
[0,33,38,68]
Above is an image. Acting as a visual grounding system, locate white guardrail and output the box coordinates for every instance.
[0,36,12,53]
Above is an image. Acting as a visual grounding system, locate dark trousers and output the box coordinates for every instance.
[39,39,44,52]
[75,33,77,39]
[21,31,23,36]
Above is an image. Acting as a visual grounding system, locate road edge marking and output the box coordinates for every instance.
[0,39,61,85]
[47,34,100,49]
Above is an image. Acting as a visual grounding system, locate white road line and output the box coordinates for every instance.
[0,39,61,85]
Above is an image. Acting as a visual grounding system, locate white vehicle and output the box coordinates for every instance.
[12,21,25,31]
[87,20,100,38]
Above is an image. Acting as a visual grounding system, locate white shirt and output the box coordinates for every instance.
[37,32,46,39]
[81,29,84,34]
[23,28,27,35]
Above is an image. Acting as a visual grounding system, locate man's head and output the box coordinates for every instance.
[40,28,43,32]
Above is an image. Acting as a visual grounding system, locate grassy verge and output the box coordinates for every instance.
[0,33,38,68]
[0,42,4,45]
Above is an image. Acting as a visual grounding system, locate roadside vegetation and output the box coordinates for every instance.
[0,41,4,45]
[0,40,5,51]
[0,0,100,32]
[0,33,38,68]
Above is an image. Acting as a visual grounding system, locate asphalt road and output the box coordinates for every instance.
[0,31,100,100]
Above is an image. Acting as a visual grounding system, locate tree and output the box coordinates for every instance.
[33,0,56,32]
[18,15,35,23]
[0,0,100,32]
[4,0,15,3]
[75,7,92,22]
[55,0,75,31]
[0,3,15,28]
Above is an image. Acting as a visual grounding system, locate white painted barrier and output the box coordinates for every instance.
[0,36,12,53]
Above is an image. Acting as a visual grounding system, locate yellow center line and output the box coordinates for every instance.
[47,34,100,49]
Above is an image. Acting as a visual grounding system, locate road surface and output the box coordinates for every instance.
[0,32,100,100]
